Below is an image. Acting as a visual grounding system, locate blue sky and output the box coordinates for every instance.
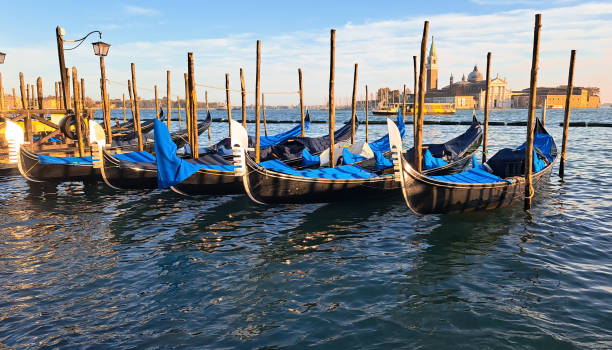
[1,1,610,104]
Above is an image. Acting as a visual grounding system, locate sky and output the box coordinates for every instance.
[1,0,611,105]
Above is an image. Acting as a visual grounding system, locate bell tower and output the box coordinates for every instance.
[426,36,438,91]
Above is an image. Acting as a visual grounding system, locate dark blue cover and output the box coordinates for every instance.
[259,159,377,179]
[37,154,93,166]
[431,166,505,184]
[424,148,448,170]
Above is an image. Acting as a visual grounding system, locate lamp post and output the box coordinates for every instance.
[55,26,110,111]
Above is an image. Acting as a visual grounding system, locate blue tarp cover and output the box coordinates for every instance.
[154,120,212,189]
[260,159,377,179]
[301,148,320,167]
[342,147,366,165]
[37,154,92,165]
[424,148,448,170]
[342,109,405,170]
[517,133,555,162]
[114,151,156,163]
[431,166,505,184]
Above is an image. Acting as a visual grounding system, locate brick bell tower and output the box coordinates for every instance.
[426,36,438,91]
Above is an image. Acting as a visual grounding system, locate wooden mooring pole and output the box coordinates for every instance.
[524,13,542,210]
[177,96,182,130]
[415,22,428,173]
[131,63,144,152]
[166,71,172,130]
[155,85,159,120]
[240,68,247,129]
[329,29,336,168]
[412,55,417,145]
[351,63,358,144]
[559,50,576,179]
[225,73,232,137]
[205,90,210,139]
[54,82,59,109]
[298,68,305,137]
[402,84,407,119]
[187,52,199,158]
[365,85,369,142]
[100,56,112,143]
[255,40,262,163]
[184,73,191,146]
[36,77,44,119]
[19,73,33,143]
[127,80,136,128]
[71,67,85,156]
[122,93,127,123]
[482,52,491,163]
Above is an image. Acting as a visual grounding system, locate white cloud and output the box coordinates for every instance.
[2,2,610,105]
[123,5,160,17]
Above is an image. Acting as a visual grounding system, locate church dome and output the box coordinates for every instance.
[468,65,483,82]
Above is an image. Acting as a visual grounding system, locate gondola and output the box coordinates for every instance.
[389,117,557,215]
[18,115,212,184]
[101,113,303,190]
[170,117,357,196]
[236,116,483,204]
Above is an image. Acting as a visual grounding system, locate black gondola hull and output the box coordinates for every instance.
[100,149,158,190]
[171,169,243,195]
[18,147,99,183]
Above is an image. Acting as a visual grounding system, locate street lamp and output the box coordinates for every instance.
[55,26,111,110]
[0,52,5,64]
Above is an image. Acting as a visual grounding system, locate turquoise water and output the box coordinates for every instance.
[1,108,611,348]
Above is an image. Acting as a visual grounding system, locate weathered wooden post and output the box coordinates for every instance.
[56,26,70,112]
[524,13,542,210]
[412,55,418,144]
[482,52,492,163]
[559,50,576,179]
[71,67,85,156]
[131,63,144,152]
[351,63,358,144]
[122,93,127,123]
[225,73,232,137]
[99,56,112,143]
[255,40,262,162]
[19,73,33,143]
[329,29,336,168]
[415,22,429,173]
[541,98,547,127]
[240,68,247,129]
[183,73,191,144]
[13,88,18,109]
[177,96,182,129]
[166,71,172,130]
[80,78,86,111]
[26,84,31,109]
[36,77,44,115]
[54,82,60,109]
[187,52,199,158]
[262,94,268,136]
[154,85,160,120]
[127,80,136,129]
[205,90,210,139]
[298,68,305,136]
[365,85,369,142]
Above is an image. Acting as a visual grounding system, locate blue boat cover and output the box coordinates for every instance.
[517,133,555,162]
[342,147,366,165]
[342,109,405,170]
[424,148,448,170]
[113,151,156,163]
[259,159,377,179]
[431,166,505,184]
[301,148,320,167]
[38,154,92,166]
[154,120,210,189]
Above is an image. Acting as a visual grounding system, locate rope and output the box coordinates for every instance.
[195,82,298,96]
[106,79,182,99]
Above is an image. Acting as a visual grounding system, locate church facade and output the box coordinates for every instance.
[425,38,513,109]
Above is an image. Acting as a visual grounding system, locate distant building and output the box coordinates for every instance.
[511,86,600,109]
[422,37,512,109]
